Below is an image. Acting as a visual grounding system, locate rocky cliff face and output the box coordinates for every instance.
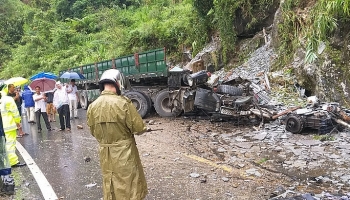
[191,0,350,107]
[270,1,350,106]
[240,0,350,106]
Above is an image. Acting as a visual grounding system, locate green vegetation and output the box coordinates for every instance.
[212,0,274,61]
[1,0,350,79]
[0,0,279,79]
[273,0,302,69]
[0,0,209,78]
[257,157,268,164]
[313,134,335,141]
[274,0,350,69]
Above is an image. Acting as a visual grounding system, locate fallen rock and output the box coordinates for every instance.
[222,177,229,182]
[245,168,262,177]
[189,173,200,178]
[85,183,97,188]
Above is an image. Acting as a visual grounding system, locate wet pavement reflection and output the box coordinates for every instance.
[17,110,103,199]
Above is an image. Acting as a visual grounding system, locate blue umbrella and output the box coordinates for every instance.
[30,72,58,81]
[60,71,86,80]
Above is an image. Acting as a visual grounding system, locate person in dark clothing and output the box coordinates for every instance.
[33,86,52,133]
[45,91,56,122]
[7,84,22,116]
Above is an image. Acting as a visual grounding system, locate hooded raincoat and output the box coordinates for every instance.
[87,91,147,200]
[0,92,21,166]
[22,85,34,108]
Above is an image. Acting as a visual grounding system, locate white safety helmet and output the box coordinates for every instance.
[99,69,123,94]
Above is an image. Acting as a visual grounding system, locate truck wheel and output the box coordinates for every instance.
[285,114,305,134]
[216,85,243,96]
[79,91,89,110]
[154,90,181,117]
[137,91,152,114]
[125,91,149,118]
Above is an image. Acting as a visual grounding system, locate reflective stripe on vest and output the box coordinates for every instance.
[3,125,17,132]
[6,150,16,154]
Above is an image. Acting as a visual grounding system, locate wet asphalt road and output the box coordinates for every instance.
[15,110,103,199]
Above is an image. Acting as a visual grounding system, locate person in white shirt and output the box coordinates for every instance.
[53,81,71,131]
[66,79,79,119]
[32,86,52,133]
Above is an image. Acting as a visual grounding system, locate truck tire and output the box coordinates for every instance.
[154,90,181,117]
[125,91,149,118]
[285,114,305,134]
[216,85,243,96]
[137,91,152,114]
[79,91,89,110]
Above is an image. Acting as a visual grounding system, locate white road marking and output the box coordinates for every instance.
[16,142,58,200]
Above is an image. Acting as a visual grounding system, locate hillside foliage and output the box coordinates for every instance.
[0,0,350,79]
[0,0,211,78]
[275,0,350,67]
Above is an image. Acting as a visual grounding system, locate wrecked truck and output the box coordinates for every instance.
[153,67,273,124]
[284,98,350,134]
[59,48,272,123]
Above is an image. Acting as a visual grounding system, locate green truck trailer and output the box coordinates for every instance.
[59,48,171,118]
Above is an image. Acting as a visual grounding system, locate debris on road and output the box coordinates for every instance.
[189,173,200,178]
[84,183,97,188]
[84,157,91,162]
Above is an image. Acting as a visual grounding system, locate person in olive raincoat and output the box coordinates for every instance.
[87,69,147,200]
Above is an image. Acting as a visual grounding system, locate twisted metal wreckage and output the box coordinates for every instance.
[174,67,350,135]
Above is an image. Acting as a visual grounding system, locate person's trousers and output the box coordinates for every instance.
[57,104,70,130]
[46,103,56,121]
[69,100,78,118]
[26,107,35,122]
[4,130,19,166]
[35,110,51,131]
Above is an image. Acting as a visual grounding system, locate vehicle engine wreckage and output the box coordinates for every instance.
[166,67,350,135]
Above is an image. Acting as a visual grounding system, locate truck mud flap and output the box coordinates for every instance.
[79,91,89,110]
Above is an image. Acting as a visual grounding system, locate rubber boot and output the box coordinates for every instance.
[0,175,15,195]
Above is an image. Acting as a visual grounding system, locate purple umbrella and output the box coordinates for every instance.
[29,78,56,93]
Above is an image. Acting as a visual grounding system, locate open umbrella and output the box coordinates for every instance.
[60,71,85,79]
[30,72,58,81]
[4,77,28,87]
[29,78,56,93]
[1,77,29,93]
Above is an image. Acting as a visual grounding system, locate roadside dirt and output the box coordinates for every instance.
[138,115,294,200]
[4,111,348,199]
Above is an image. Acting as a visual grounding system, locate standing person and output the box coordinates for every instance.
[53,81,70,131]
[33,86,52,133]
[45,91,56,122]
[7,84,22,116]
[87,69,147,200]
[0,105,15,195]
[21,85,35,123]
[0,91,26,167]
[66,79,79,119]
